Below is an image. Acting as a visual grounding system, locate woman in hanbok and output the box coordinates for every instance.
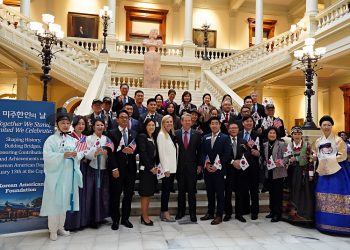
[85,118,114,228]
[41,108,83,241]
[283,126,315,224]
[314,115,350,235]
[65,116,89,231]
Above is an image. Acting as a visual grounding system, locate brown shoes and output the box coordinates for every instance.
[200,214,214,221]
[210,216,223,225]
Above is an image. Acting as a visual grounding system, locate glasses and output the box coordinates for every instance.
[118,116,129,119]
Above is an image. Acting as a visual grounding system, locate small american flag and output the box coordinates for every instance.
[127,139,137,151]
[105,137,115,152]
[76,135,88,153]
[273,118,282,128]
[204,155,210,167]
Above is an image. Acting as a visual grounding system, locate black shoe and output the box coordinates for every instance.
[121,219,133,228]
[271,215,280,223]
[190,214,197,222]
[223,215,231,222]
[251,214,258,220]
[111,222,119,230]
[175,213,184,220]
[265,213,273,219]
[200,214,214,221]
[141,216,154,226]
[155,188,160,194]
[210,216,223,225]
[261,187,268,193]
[235,215,246,223]
[170,188,176,193]
[90,222,99,229]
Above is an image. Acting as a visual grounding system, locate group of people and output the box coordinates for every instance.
[40,83,350,241]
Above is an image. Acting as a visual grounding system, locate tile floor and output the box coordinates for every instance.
[1,214,350,250]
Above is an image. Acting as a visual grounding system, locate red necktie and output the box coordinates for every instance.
[225,113,229,122]
[184,131,189,150]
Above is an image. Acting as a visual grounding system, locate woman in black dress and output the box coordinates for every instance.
[137,118,159,226]
[164,102,181,130]
[155,94,165,115]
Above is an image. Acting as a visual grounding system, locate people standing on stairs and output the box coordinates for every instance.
[102,97,113,120]
[200,116,231,225]
[251,91,267,118]
[155,94,165,115]
[175,113,202,222]
[164,102,181,130]
[112,83,139,119]
[220,100,239,135]
[202,107,220,135]
[107,110,137,230]
[314,115,350,235]
[263,126,288,223]
[86,99,112,134]
[198,93,215,124]
[139,98,163,135]
[157,115,178,222]
[137,118,159,226]
[177,91,197,116]
[234,116,263,223]
[224,122,240,222]
[133,90,147,117]
[283,126,315,224]
[41,108,82,241]
[235,105,252,131]
[84,118,114,229]
[163,89,178,111]
[257,103,286,141]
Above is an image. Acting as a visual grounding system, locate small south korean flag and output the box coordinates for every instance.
[267,155,277,170]
[240,155,250,171]
[283,144,293,158]
[213,155,222,170]
[254,137,260,151]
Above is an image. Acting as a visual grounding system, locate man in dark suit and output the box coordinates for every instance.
[251,91,266,118]
[223,122,240,222]
[175,113,202,222]
[107,110,137,230]
[123,103,140,132]
[233,116,263,222]
[220,100,238,134]
[200,117,231,225]
[86,99,112,134]
[139,98,163,135]
[257,103,286,140]
[133,90,147,116]
[102,97,113,119]
[235,105,252,131]
[112,83,139,119]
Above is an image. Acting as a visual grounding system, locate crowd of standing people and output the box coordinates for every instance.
[41,83,350,241]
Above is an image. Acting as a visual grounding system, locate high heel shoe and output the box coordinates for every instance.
[141,216,154,226]
[160,212,176,222]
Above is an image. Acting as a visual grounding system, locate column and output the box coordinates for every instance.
[16,72,29,100]
[311,75,318,124]
[183,0,193,45]
[306,0,318,16]
[255,0,263,44]
[108,0,116,37]
[20,0,30,17]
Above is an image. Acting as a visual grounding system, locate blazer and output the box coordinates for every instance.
[157,131,178,173]
[201,132,231,174]
[175,129,202,174]
[138,112,163,134]
[112,95,139,119]
[107,128,137,176]
[263,140,288,179]
[236,130,263,167]
[137,133,159,171]
[252,103,266,118]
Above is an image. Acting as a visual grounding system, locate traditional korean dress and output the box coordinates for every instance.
[40,132,83,216]
[315,134,350,234]
[84,133,114,225]
[65,132,89,230]
[283,140,315,224]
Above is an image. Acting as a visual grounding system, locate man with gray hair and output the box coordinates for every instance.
[175,113,202,222]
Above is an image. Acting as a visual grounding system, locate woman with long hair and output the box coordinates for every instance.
[155,94,165,115]
[157,115,178,222]
[137,119,159,226]
[164,102,181,130]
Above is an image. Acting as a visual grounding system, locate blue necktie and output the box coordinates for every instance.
[123,129,128,145]
[244,132,250,141]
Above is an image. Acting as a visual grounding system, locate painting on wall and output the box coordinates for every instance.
[4,0,20,6]
[67,12,99,39]
[193,28,217,48]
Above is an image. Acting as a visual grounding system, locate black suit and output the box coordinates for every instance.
[86,112,112,134]
[138,112,163,135]
[234,130,263,216]
[252,103,266,118]
[112,96,139,119]
[201,132,231,217]
[107,128,137,223]
[220,112,239,135]
[175,129,202,216]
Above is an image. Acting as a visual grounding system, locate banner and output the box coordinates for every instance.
[0,100,54,234]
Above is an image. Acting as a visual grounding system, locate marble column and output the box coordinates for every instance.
[16,72,29,100]
[183,0,193,45]
[20,0,30,17]
[255,0,264,44]
[108,0,116,37]
[306,0,319,16]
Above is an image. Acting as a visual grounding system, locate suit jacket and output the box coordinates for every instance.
[252,103,266,118]
[175,129,202,174]
[220,112,239,134]
[107,128,137,176]
[138,112,163,134]
[133,104,147,117]
[236,130,263,168]
[176,103,197,116]
[112,95,139,119]
[201,132,231,174]
[157,131,178,173]
[86,112,112,134]
[258,116,286,140]
[263,140,288,179]
[137,133,159,171]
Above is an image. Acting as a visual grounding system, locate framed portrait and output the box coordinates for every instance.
[67,12,99,39]
[192,28,217,48]
[4,0,20,6]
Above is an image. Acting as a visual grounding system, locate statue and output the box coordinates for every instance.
[142,29,163,88]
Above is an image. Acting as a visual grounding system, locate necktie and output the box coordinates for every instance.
[253,104,256,113]
[225,113,229,122]
[232,137,237,159]
[123,96,127,104]
[244,132,250,141]
[211,134,217,148]
[122,129,128,145]
[183,131,189,150]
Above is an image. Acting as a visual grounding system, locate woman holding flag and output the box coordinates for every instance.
[263,126,288,222]
[85,118,114,228]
